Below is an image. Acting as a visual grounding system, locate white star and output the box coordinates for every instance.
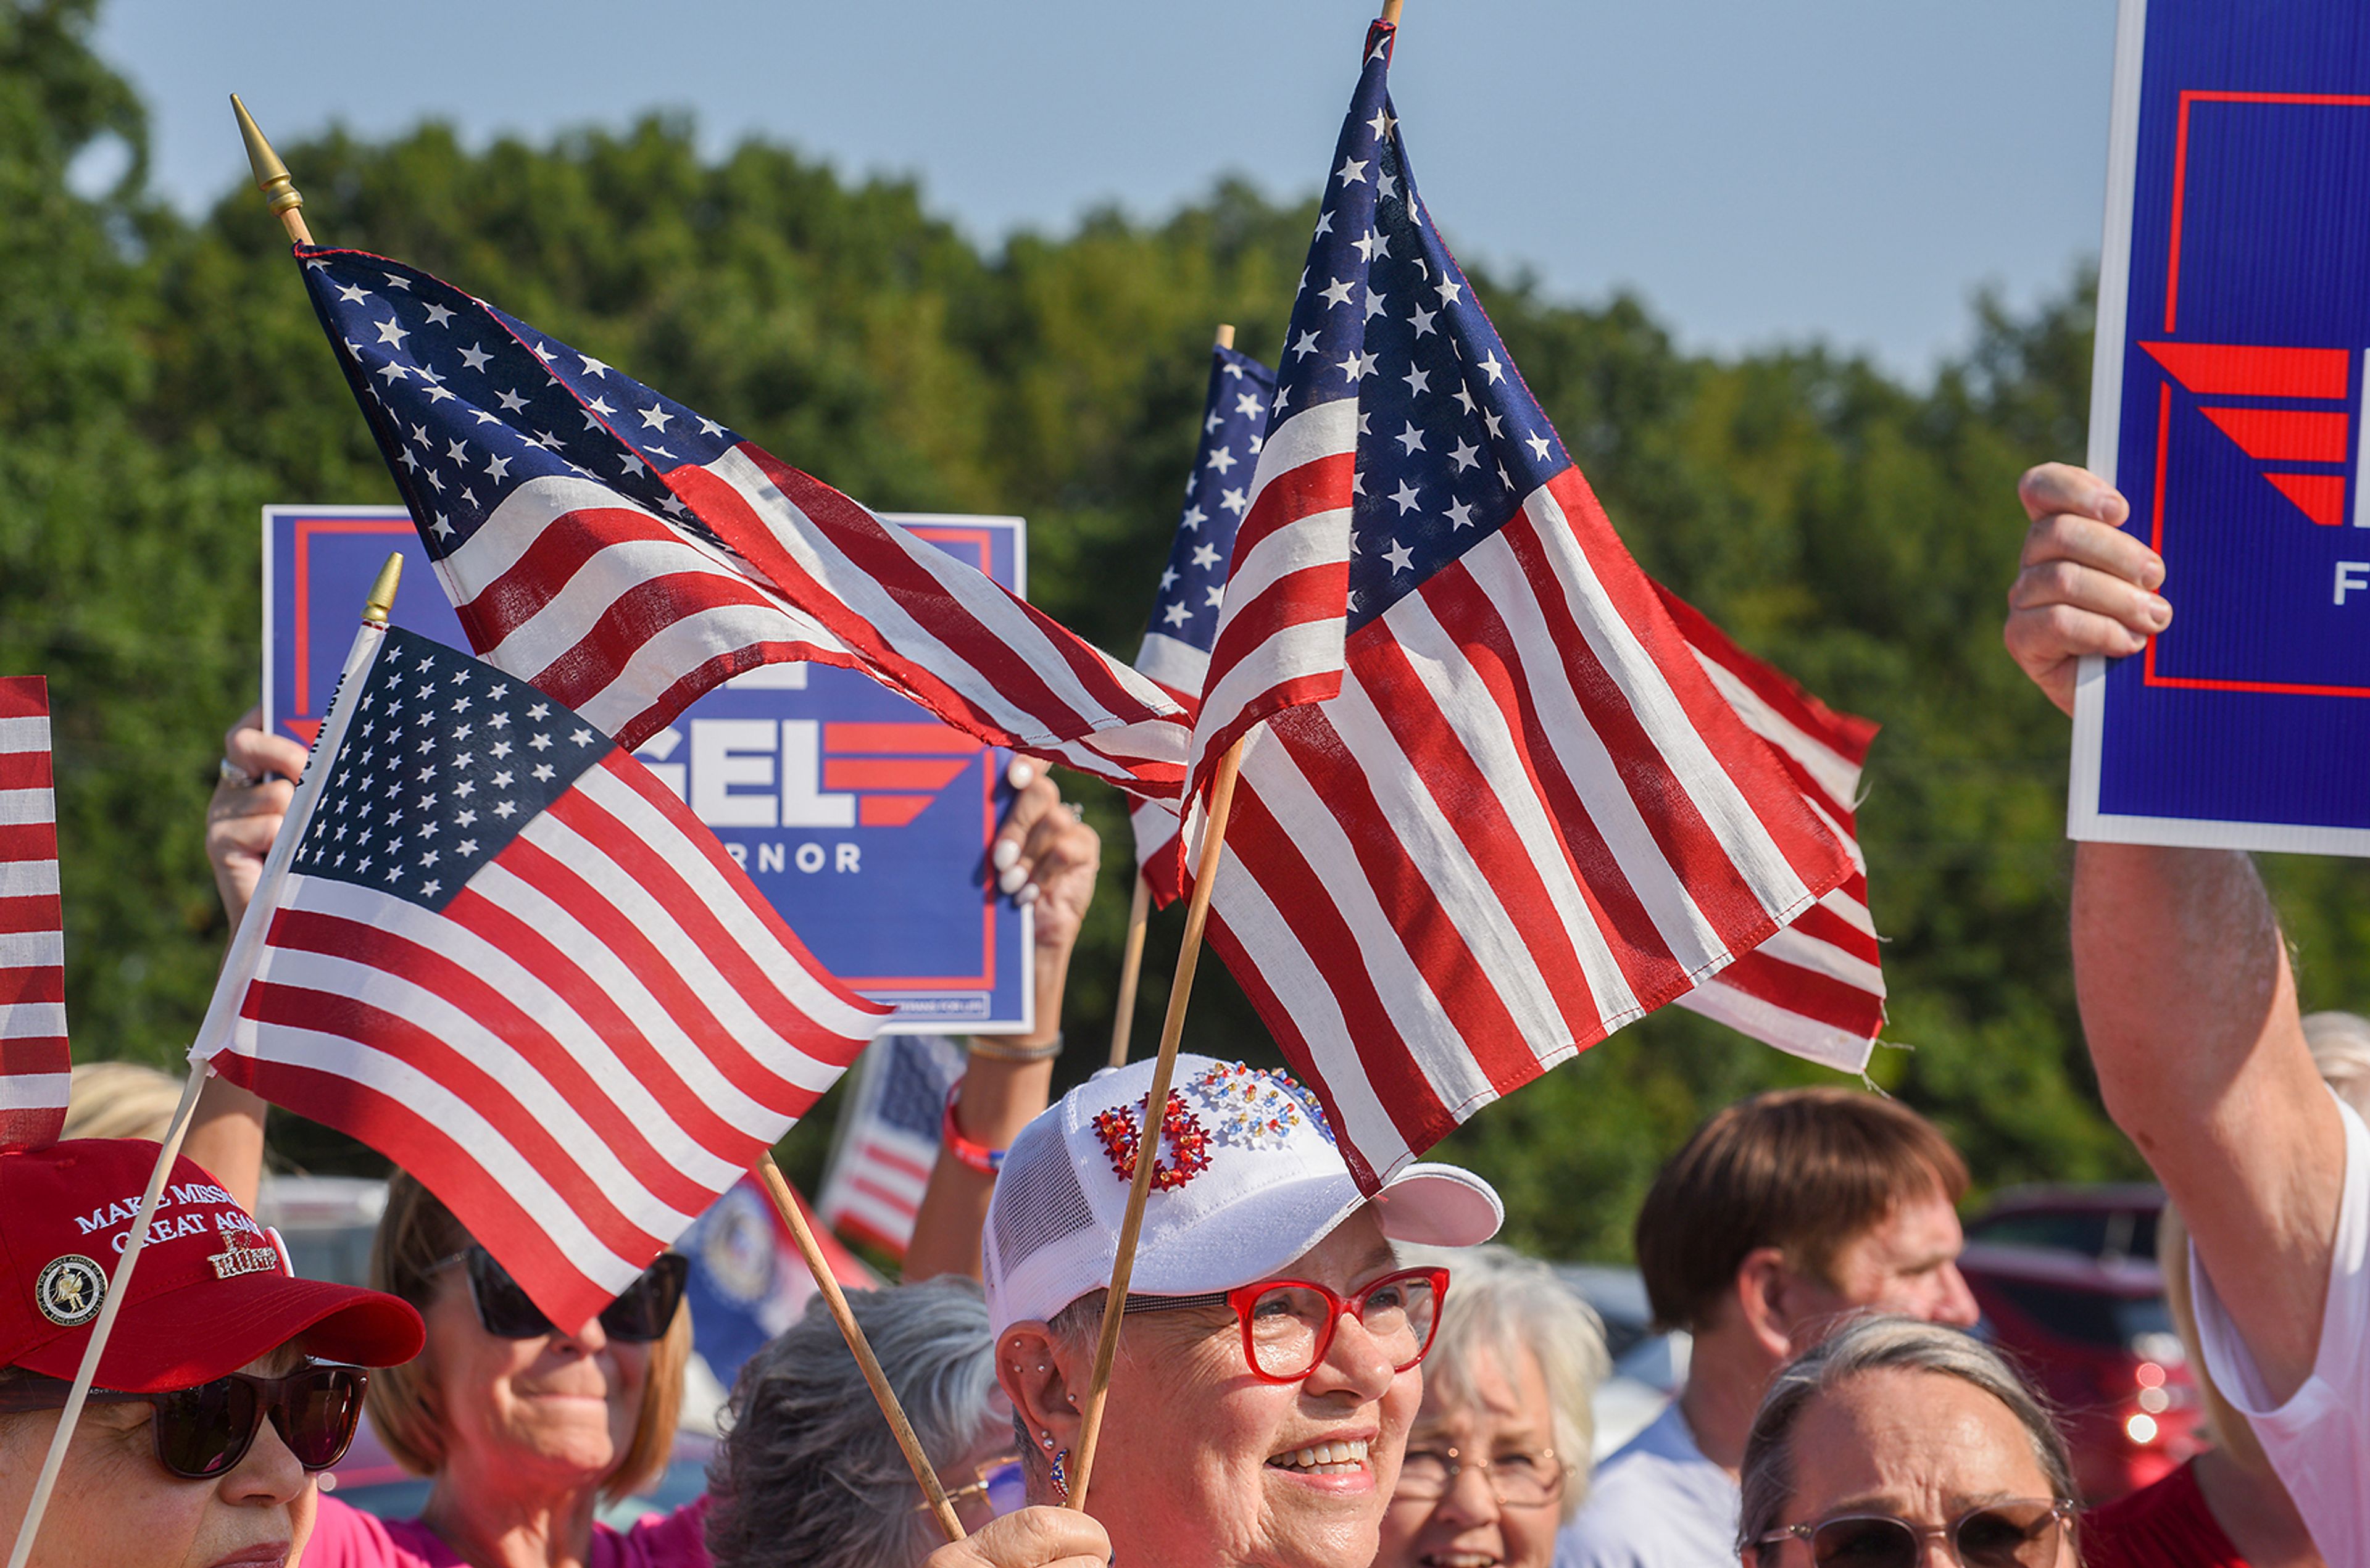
[578,354,611,378]
[496,388,529,412]
[494,801,517,818]
[1402,365,1431,397]
[458,343,491,371]
[446,439,469,464]
[1190,542,1221,570]
[484,452,512,481]
[1410,303,1438,338]
[1163,602,1191,627]
[1389,479,1421,515]
[698,417,725,438]
[375,362,410,383]
[430,514,454,539]
[1335,156,1369,186]
[456,839,478,857]
[422,470,444,494]
[374,318,409,349]
[411,423,432,448]
[1312,209,1335,238]
[399,449,420,473]
[492,769,514,787]
[530,731,553,750]
[1159,567,1179,591]
[1205,446,1237,474]
[532,763,555,782]
[639,404,672,431]
[1291,329,1322,360]
[1205,584,1224,607]
[585,394,617,418]
[1364,287,1387,321]
[1478,351,1507,384]
[1524,432,1552,462]
[1222,361,1245,381]
[1385,539,1416,573]
[423,303,455,328]
[382,273,411,290]
[420,879,441,898]
[1366,109,1394,139]
[1453,384,1477,415]
[620,453,646,478]
[1181,504,1207,532]
[1234,391,1266,420]
[1394,421,1426,455]
[531,429,562,450]
[1352,229,1381,262]
[335,282,370,304]
[531,341,557,362]
[571,728,594,745]
[1220,486,1249,516]
[1447,498,1477,529]
[1449,439,1480,472]
[1483,409,1504,439]
[1437,279,1466,306]
[422,383,457,405]
[1338,350,1379,381]
[1320,277,1355,309]
[1378,170,1401,202]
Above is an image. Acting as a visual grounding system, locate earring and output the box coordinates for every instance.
[1040,1431,1055,1449]
[1050,1448,1071,1501]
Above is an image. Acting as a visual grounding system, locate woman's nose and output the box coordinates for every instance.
[220,1411,309,1508]
[1435,1458,1501,1527]
[1308,1309,1398,1398]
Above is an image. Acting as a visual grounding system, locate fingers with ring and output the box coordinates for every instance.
[218,759,263,789]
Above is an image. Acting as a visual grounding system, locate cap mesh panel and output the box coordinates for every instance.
[991,1118,1096,1280]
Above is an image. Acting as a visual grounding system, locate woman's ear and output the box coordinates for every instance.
[997,1324,1084,1454]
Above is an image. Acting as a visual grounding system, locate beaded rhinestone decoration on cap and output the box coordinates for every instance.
[1184,1061,1339,1150]
[1091,1091,1212,1191]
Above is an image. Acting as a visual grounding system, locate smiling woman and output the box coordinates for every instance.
[979,1055,1504,1568]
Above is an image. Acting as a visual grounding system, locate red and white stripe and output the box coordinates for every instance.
[435,447,1189,797]
[817,1034,963,1256]
[201,639,885,1327]
[1188,462,1855,1189]
[1655,587,1885,1069]
[0,677,67,1153]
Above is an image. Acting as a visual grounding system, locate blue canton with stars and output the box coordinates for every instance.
[298,246,747,565]
[293,626,615,913]
[1142,346,1280,664]
[1268,21,1574,631]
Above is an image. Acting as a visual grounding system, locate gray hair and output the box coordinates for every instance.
[1405,1245,1610,1522]
[1737,1316,2075,1554]
[706,1278,1000,1568]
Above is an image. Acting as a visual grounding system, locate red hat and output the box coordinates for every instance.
[0,1139,423,1392]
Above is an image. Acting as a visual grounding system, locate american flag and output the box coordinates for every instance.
[816,1032,965,1255]
[191,623,888,1329]
[1183,20,1857,1188]
[1129,345,1280,903]
[0,678,67,1153]
[1656,586,1885,1069]
[294,246,1189,796]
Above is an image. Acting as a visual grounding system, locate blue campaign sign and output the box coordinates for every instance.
[263,505,1035,1030]
[2075,1,2370,854]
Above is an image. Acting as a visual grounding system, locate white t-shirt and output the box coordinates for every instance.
[2188,1094,2369,1568]
[1556,1401,1739,1568]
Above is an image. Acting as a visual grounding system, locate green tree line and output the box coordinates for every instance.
[12,0,2370,1260]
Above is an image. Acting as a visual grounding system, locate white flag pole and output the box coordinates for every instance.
[6,556,399,1568]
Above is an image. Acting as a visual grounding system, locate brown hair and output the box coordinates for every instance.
[1636,1088,1968,1334]
[364,1172,689,1500]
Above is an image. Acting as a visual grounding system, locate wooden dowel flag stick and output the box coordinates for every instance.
[756,1152,966,1543]
[1108,321,1237,1071]
[4,555,406,1568]
[1067,737,1246,1511]
[227,94,964,1545]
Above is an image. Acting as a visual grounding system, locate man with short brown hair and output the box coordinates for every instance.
[1558,1087,1979,1568]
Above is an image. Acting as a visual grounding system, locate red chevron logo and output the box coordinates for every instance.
[2142,341,2354,526]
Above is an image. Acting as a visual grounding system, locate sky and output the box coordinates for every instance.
[89,0,2119,380]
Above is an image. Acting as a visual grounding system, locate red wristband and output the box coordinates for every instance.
[942,1082,1007,1176]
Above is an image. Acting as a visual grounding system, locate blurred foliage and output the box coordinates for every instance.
[19,0,2370,1259]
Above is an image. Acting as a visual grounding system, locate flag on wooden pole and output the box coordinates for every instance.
[1182,19,1858,1189]
[0,678,67,1153]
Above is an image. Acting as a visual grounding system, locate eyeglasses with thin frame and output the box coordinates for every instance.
[0,1364,368,1480]
[429,1245,688,1343]
[910,1454,1025,1519]
[1750,1499,2077,1568]
[1395,1442,1565,1508]
[1123,1266,1449,1383]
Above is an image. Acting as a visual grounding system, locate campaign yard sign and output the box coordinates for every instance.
[2076,1,2370,853]
[264,505,1035,1031]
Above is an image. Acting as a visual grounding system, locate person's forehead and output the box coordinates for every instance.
[1850,1188,1963,1263]
[1782,1369,2047,1517]
[1283,1211,1396,1280]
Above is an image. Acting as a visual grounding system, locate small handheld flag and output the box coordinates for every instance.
[293,246,1189,797]
[816,1032,967,1256]
[192,623,887,1329]
[0,678,66,1153]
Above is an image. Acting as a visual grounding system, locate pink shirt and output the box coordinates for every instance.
[304,1496,709,1568]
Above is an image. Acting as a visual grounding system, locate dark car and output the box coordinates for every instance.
[1963,1183,2165,1263]
[1956,1240,2202,1502]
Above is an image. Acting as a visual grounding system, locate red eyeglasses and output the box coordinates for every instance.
[1126,1266,1449,1383]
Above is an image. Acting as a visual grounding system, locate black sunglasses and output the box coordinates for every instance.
[434,1245,688,1343]
[0,1365,368,1480]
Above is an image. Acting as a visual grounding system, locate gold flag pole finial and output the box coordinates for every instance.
[231,94,314,246]
[362,553,402,626]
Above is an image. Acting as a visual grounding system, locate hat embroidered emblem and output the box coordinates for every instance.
[1183,1061,1338,1150]
[1092,1091,1212,1191]
[35,1255,106,1327]
[208,1242,281,1281]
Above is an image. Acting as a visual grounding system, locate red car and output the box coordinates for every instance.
[1956,1236,2203,1502]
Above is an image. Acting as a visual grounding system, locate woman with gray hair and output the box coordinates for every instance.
[1737,1316,2077,1567]
[706,1277,1021,1568]
[1374,1245,1610,1568]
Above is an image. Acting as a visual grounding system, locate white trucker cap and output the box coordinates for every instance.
[983,1054,1503,1335]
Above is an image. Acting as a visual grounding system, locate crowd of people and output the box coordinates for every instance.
[1,460,2364,1568]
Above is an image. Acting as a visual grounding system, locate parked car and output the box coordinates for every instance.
[1963,1183,2164,1263]
[1956,1239,2200,1502]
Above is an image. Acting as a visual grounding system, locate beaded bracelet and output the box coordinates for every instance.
[941,1082,1007,1176]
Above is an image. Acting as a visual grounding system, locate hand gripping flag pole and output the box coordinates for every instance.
[2,557,397,1568]
[1108,318,1239,1072]
[228,99,965,1545]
